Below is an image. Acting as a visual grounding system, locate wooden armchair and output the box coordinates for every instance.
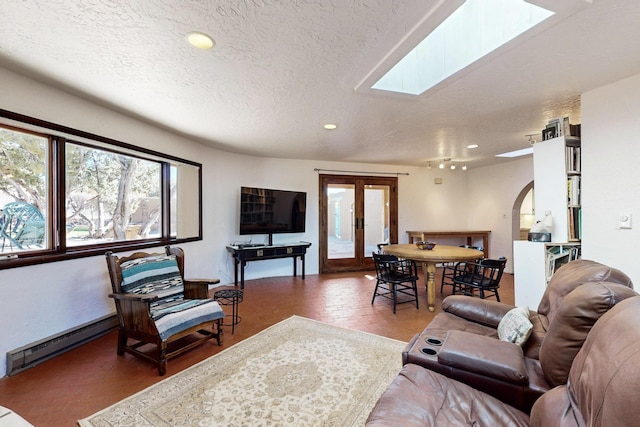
[105,246,224,375]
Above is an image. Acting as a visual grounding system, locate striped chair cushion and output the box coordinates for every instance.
[120,254,184,300]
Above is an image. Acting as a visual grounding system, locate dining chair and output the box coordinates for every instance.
[372,252,420,313]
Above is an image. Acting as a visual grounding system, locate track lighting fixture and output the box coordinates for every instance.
[432,158,467,171]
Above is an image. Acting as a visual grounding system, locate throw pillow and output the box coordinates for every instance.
[498,306,533,346]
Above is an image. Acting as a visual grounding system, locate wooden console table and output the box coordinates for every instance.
[406,230,490,258]
[226,242,312,289]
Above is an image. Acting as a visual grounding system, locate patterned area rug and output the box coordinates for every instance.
[78,316,405,426]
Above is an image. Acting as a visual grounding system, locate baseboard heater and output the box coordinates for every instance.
[6,314,118,376]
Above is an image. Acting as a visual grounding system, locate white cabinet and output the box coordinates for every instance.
[514,241,581,307]
[532,135,581,242]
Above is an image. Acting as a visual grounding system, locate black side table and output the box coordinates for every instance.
[213,289,244,333]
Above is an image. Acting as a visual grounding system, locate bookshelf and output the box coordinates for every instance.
[513,241,581,307]
[533,134,581,242]
[514,125,582,307]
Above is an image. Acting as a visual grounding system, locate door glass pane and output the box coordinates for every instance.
[327,183,355,259]
[0,126,49,253]
[364,185,390,258]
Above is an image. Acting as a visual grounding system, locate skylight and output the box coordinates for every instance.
[371,0,554,95]
[495,147,533,158]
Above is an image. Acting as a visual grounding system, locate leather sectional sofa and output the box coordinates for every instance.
[366,259,639,425]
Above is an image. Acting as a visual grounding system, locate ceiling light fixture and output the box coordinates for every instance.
[467,144,479,149]
[434,158,467,171]
[324,123,337,130]
[186,31,215,50]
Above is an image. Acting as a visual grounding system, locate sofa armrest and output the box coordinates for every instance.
[438,330,529,384]
[442,295,514,328]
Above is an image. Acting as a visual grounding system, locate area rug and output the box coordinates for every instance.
[78,316,406,426]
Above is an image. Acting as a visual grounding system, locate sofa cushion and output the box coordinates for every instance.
[498,306,533,346]
[539,282,638,387]
[366,364,530,426]
[532,296,640,427]
[537,259,633,324]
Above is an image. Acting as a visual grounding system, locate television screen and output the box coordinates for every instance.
[239,187,306,236]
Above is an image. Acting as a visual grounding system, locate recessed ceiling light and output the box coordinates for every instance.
[467,144,479,149]
[187,32,215,50]
[495,147,533,158]
[324,124,337,130]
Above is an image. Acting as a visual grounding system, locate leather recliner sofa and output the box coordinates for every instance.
[366,295,640,426]
[400,259,635,412]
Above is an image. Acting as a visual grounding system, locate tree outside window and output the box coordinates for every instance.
[65,143,162,246]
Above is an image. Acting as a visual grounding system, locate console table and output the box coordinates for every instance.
[406,230,491,258]
[226,242,312,289]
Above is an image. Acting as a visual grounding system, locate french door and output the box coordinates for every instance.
[319,174,398,273]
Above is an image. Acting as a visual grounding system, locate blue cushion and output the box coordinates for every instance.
[120,254,184,301]
[154,300,225,340]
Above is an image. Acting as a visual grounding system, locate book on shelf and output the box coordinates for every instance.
[568,207,581,240]
[567,175,581,205]
[543,118,581,141]
[565,145,581,172]
[545,244,581,280]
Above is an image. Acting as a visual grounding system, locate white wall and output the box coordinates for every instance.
[0,66,531,376]
[467,157,534,273]
[581,72,640,281]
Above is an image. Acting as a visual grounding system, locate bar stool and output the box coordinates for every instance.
[213,289,244,333]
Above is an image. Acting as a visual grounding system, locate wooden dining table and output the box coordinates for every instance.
[383,244,484,312]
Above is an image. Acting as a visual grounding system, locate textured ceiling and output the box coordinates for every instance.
[1,0,640,169]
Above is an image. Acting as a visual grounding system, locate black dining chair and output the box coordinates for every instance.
[449,257,507,301]
[372,252,420,314]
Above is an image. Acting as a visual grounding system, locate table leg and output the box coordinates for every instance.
[240,260,246,289]
[293,257,297,277]
[423,261,437,312]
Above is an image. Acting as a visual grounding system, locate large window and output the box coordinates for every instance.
[0,110,202,268]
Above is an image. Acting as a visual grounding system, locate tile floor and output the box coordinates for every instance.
[0,268,514,427]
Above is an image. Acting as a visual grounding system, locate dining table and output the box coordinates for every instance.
[382,244,484,312]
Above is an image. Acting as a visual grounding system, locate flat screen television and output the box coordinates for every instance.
[239,186,306,244]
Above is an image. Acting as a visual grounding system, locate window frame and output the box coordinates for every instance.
[0,109,203,270]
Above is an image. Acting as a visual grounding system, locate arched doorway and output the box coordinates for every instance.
[511,181,534,259]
